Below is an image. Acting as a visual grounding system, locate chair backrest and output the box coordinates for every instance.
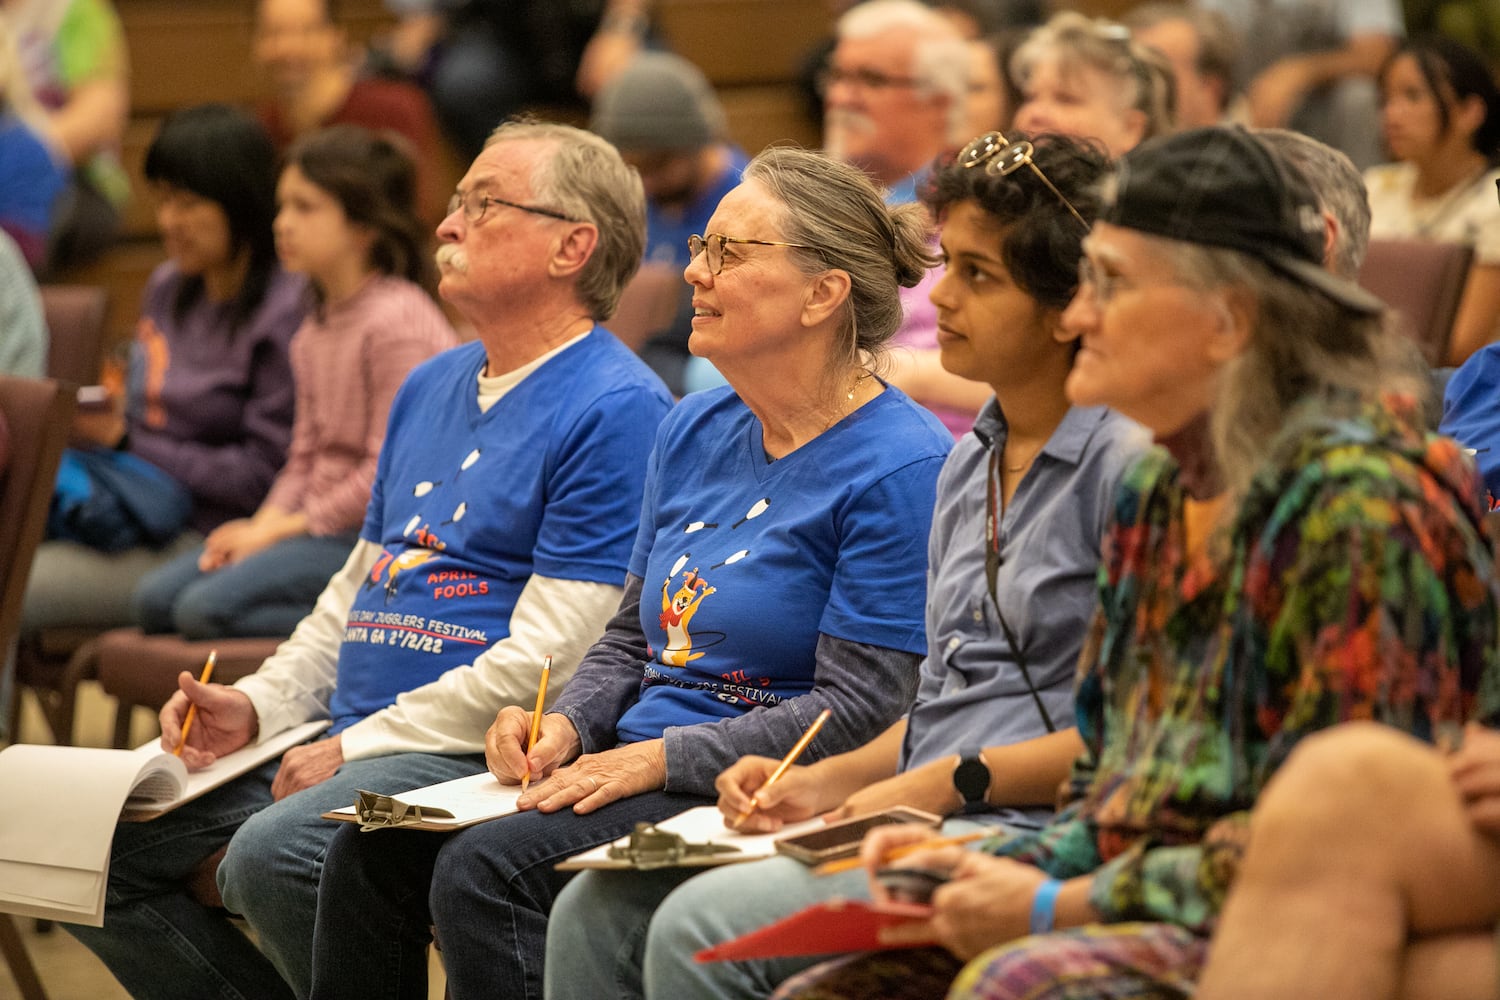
[0,376,74,651]
[40,284,109,387]
[1357,237,1473,365]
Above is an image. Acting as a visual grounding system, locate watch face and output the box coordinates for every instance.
[954,755,989,803]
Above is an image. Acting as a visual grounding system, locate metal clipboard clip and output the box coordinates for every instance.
[354,789,456,832]
[606,822,743,870]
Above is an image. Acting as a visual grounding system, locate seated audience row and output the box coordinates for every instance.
[764,123,1497,1000]
[19,2,1500,999]
[546,129,1143,1000]
[24,105,303,646]
[308,141,954,1000]
[133,123,457,641]
[51,112,1500,1000]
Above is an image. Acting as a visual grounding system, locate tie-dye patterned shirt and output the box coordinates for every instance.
[984,395,1500,935]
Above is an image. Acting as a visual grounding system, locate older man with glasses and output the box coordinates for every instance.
[63,120,672,1000]
[798,0,998,441]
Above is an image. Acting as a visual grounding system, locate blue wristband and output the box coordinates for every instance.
[1029,878,1063,935]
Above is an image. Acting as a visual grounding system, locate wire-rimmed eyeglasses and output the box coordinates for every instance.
[447,190,581,225]
[687,233,819,276]
[957,132,1090,232]
[814,64,921,96]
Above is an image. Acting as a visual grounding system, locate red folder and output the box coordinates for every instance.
[694,898,937,962]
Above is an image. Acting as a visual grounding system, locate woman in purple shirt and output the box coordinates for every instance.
[21,104,304,638]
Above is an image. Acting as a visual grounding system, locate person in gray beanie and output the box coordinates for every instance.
[590,51,748,392]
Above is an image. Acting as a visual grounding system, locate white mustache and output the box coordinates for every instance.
[435,244,468,274]
[823,109,876,161]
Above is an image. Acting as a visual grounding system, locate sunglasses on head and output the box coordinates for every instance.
[957,132,1090,233]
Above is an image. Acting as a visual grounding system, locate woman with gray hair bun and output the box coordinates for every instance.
[307,145,954,1000]
[1011,10,1177,158]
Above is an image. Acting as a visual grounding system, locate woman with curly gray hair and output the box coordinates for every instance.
[1011,10,1177,158]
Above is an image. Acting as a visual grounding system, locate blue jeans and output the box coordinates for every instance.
[65,749,486,1000]
[309,790,714,1000]
[544,855,863,1000]
[133,533,358,640]
[547,818,995,1000]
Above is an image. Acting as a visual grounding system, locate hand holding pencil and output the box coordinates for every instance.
[731,708,832,827]
[485,657,582,788]
[173,650,217,756]
[159,650,260,769]
[521,656,552,793]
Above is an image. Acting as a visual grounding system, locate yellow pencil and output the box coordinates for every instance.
[812,827,990,877]
[735,708,832,825]
[520,655,552,793]
[172,649,217,757]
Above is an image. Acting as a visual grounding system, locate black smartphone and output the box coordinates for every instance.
[773,806,940,865]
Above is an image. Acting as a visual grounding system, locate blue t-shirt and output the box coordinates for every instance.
[614,384,952,743]
[1441,343,1500,505]
[328,331,673,731]
[0,111,68,266]
[642,146,749,268]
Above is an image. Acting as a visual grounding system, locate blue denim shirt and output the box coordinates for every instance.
[900,399,1147,828]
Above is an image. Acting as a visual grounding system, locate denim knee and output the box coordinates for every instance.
[170,580,230,641]
[134,568,187,633]
[218,802,286,917]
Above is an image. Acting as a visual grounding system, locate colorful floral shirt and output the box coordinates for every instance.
[986,395,1500,935]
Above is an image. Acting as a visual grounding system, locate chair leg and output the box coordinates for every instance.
[0,913,50,1000]
[5,676,18,744]
[111,701,133,750]
[47,640,103,746]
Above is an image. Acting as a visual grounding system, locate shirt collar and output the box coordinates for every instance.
[971,398,1113,468]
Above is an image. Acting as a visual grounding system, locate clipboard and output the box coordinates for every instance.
[555,805,825,871]
[694,898,936,962]
[320,770,522,832]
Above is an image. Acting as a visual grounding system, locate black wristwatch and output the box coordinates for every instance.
[952,749,991,815]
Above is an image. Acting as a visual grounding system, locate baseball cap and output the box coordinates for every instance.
[590,52,727,153]
[1101,126,1384,315]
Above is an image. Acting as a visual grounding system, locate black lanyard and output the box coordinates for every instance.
[985,442,1057,733]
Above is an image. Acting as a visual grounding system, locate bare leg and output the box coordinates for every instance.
[1197,723,1500,1000]
[1400,934,1496,1000]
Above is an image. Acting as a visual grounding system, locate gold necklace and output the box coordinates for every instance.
[846,368,873,402]
[1003,441,1043,474]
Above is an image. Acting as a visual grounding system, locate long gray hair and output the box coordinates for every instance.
[1145,233,1433,503]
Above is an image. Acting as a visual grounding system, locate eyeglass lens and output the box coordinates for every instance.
[817,65,916,94]
[1078,258,1109,303]
[688,234,723,274]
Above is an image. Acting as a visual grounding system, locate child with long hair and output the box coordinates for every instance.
[134,124,458,640]
[1366,35,1500,365]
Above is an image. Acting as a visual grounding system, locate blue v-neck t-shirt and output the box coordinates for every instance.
[615,384,952,743]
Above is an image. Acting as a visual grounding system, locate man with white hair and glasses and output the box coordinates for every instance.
[822,0,997,438]
[63,120,671,1000]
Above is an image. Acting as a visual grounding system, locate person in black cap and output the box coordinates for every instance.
[765,124,1500,1000]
